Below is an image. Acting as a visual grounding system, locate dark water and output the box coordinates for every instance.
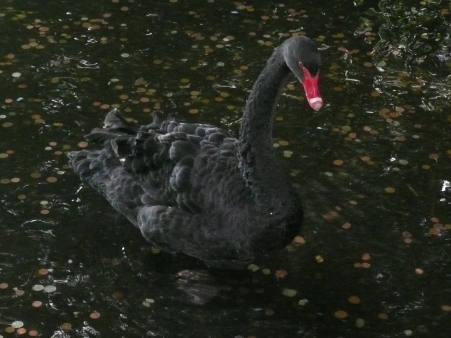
[1,0,450,337]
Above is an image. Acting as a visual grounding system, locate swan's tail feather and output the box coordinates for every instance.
[151,110,165,126]
[85,128,120,145]
[85,109,140,147]
[103,108,134,129]
[110,135,135,160]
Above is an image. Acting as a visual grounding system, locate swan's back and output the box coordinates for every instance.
[69,110,302,267]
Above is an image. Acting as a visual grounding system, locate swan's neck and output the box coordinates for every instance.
[238,48,293,206]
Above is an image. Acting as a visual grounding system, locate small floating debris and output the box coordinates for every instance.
[16,328,26,335]
[315,255,324,263]
[342,222,351,230]
[282,288,297,297]
[43,285,56,293]
[278,140,289,146]
[298,299,308,306]
[11,321,24,328]
[142,298,155,307]
[151,247,161,254]
[5,327,15,333]
[283,150,293,158]
[247,263,259,272]
[90,311,101,319]
[292,235,306,245]
[334,310,348,319]
[61,323,72,330]
[38,268,49,276]
[355,318,365,328]
[378,313,388,320]
[275,269,288,279]
[32,285,44,291]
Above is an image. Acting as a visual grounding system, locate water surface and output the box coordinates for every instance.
[0,0,450,337]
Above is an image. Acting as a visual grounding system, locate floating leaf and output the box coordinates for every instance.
[348,295,361,304]
[355,318,365,328]
[11,321,24,328]
[298,299,309,306]
[247,264,259,272]
[334,310,348,319]
[282,288,297,297]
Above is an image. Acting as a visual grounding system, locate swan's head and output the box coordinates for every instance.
[282,37,323,111]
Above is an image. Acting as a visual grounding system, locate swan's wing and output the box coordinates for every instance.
[69,109,237,217]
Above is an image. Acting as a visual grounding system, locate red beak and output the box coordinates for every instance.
[300,62,323,111]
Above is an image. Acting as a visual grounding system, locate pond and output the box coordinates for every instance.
[0,0,450,337]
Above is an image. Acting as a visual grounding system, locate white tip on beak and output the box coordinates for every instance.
[308,97,323,111]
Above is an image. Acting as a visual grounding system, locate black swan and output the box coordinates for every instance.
[68,36,322,268]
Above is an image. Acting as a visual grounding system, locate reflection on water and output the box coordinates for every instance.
[0,0,450,337]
